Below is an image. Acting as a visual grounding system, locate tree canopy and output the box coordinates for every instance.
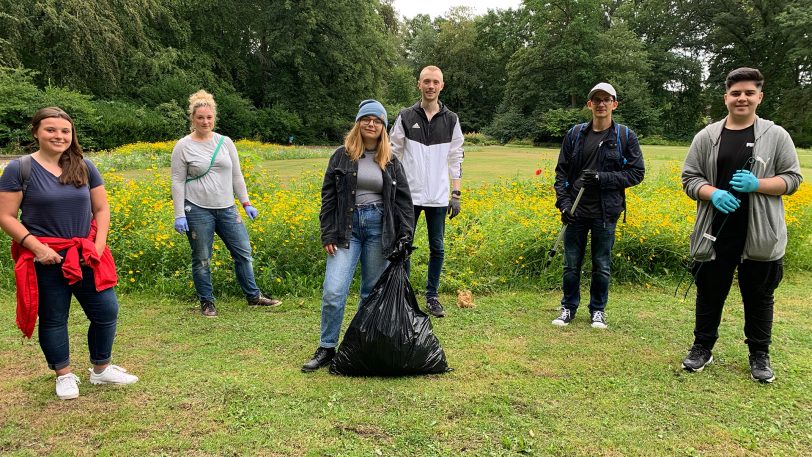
[1,0,810,148]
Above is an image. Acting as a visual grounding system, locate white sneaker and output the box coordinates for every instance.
[89,365,139,385]
[56,373,80,400]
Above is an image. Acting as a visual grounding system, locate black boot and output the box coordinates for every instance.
[301,347,335,372]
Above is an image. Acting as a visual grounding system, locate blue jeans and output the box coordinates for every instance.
[36,261,119,370]
[320,204,388,348]
[407,205,446,299]
[184,201,261,302]
[561,217,616,314]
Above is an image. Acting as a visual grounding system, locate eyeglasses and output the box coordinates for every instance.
[359,117,383,126]
[591,97,615,105]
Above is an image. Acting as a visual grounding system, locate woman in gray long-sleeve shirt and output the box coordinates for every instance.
[170,90,281,317]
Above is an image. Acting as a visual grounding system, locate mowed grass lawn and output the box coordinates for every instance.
[219,144,812,184]
[1,276,811,455]
[2,144,811,456]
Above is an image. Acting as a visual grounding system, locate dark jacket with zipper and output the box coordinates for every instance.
[554,120,645,222]
[320,146,415,253]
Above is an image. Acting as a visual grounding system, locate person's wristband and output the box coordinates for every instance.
[19,233,32,248]
[242,201,252,208]
[451,190,461,198]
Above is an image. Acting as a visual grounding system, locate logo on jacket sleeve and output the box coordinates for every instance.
[411,123,421,129]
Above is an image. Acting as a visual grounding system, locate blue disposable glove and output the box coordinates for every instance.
[730,169,759,193]
[174,217,189,233]
[710,189,741,214]
[244,205,259,220]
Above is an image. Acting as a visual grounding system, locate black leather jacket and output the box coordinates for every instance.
[320,146,414,253]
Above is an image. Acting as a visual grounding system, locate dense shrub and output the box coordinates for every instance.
[483,109,535,144]
[464,132,498,146]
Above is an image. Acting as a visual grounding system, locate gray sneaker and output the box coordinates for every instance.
[749,351,775,383]
[426,297,445,317]
[682,344,713,372]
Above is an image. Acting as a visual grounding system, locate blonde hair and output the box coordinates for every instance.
[419,65,444,81]
[188,90,217,130]
[343,122,392,169]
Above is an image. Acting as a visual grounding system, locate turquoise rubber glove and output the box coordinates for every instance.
[711,189,741,214]
[730,169,759,193]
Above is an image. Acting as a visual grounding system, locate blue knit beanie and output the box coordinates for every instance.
[355,99,387,128]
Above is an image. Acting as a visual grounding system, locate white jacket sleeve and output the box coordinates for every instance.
[448,118,464,179]
[390,114,406,161]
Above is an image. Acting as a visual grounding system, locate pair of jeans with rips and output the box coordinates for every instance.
[36,261,119,370]
[692,255,783,353]
[406,205,446,299]
[320,204,388,348]
[184,201,261,302]
[561,217,616,315]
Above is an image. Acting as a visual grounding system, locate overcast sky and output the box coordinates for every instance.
[392,0,522,19]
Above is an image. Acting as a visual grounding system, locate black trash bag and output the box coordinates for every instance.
[330,256,450,376]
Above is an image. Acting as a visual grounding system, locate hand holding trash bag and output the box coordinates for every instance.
[387,236,413,261]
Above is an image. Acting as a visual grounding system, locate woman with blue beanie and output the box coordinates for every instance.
[302,100,415,372]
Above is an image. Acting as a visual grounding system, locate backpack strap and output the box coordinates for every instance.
[569,122,588,150]
[615,123,629,166]
[18,155,32,194]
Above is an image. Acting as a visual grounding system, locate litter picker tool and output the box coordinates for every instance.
[543,186,585,273]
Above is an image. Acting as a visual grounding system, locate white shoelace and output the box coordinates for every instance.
[57,373,80,386]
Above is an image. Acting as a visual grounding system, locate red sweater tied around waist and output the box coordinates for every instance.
[10,222,117,338]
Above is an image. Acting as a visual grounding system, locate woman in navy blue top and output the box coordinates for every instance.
[0,107,139,400]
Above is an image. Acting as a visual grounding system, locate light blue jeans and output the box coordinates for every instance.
[320,204,388,348]
[184,201,261,302]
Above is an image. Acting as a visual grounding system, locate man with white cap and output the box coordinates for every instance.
[551,82,645,328]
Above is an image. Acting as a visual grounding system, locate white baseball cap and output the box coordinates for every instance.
[588,82,617,100]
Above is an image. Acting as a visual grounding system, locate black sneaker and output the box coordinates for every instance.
[301,347,335,372]
[426,297,445,317]
[590,310,608,329]
[682,344,713,372]
[749,351,775,383]
[200,300,217,317]
[247,293,282,307]
[551,308,574,327]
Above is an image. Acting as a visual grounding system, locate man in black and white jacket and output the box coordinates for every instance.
[390,65,464,318]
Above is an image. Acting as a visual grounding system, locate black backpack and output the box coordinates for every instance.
[17,155,33,195]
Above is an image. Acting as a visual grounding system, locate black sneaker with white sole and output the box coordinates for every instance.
[749,351,775,383]
[551,308,574,327]
[682,344,713,372]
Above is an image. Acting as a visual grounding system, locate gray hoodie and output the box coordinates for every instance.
[682,116,803,262]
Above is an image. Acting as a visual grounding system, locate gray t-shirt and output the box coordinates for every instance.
[355,150,383,205]
[0,157,104,238]
[170,133,250,217]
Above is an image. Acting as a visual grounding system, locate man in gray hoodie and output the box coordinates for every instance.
[680,67,803,383]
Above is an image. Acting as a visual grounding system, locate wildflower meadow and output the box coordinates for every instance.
[1,142,809,299]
